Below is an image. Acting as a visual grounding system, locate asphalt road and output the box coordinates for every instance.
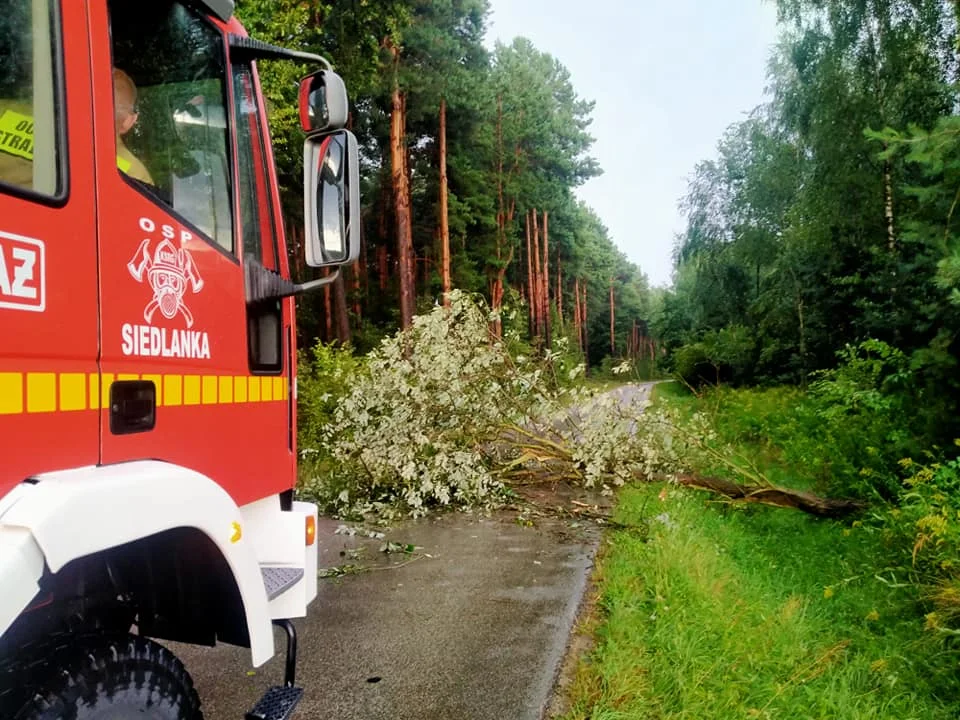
[165,510,600,720]
[165,382,661,719]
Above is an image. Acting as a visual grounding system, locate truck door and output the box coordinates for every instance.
[0,0,99,487]
[90,0,293,504]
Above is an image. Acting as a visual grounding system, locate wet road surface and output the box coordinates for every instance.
[166,510,600,720]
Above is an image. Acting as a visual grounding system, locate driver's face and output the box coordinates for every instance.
[113,70,139,135]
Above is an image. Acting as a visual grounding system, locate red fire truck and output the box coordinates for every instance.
[0,0,360,717]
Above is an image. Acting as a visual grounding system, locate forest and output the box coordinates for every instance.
[660,1,960,422]
[235,0,656,374]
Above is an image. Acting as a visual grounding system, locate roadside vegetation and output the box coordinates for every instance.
[560,378,960,719]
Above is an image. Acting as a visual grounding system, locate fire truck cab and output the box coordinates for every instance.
[0,0,360,717]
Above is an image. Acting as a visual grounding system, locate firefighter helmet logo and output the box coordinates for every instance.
[126,238,204,328]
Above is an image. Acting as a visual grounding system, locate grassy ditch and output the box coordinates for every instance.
[559,386,960,719]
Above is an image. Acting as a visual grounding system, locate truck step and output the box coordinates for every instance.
[244,685,304,720]
[261,567,304,601]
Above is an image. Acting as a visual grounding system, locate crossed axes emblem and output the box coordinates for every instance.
[127,238,204,328]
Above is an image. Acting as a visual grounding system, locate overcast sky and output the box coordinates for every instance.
[484,0,781,288]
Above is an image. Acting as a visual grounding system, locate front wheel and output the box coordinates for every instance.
[12,633,204,719]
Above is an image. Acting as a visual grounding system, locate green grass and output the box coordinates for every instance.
[560,387,960,720]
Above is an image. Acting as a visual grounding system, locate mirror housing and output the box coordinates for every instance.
[299,70,348,135]
[303,129,360,268]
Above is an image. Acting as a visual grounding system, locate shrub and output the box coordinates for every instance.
[296,339,365,464]
[803,339,921,499]
[672,342,713,386]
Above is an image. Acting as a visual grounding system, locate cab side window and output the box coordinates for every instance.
[0,0,61,198]
[107,1,233,252]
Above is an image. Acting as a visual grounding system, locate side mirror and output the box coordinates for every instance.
[299,69,348,134]
[303,129,360,268]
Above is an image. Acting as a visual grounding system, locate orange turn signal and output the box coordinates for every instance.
[305,515,316,546]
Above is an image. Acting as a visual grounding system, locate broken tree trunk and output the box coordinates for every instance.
[674,473,865,518]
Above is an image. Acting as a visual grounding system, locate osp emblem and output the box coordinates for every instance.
[121,238,211,360]
[127,238,203,327]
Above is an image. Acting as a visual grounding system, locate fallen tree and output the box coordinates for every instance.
[673,473,865,518]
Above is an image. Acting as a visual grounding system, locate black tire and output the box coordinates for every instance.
[11,633,204,720]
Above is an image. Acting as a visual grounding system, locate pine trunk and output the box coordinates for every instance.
[556,257,563,332]
[390,49,414,330]
[439,97,451,307]
[377,245,389,291]
[581,281,588,370]
[333,271,351,344]
[526,210,535,338]
[609,278,615,355]
[573,277,582,352]
[542,210,551,350]
[532,209,542,344]
[323,268,333,341]
[492,94,506,337]
[351,260,362,322]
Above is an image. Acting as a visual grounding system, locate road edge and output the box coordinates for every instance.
[539,527,604,719]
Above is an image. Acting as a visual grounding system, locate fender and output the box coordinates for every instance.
[0,460,275,666]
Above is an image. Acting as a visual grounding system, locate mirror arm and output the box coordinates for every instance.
[245,260,341,303]
[293,270,341,294]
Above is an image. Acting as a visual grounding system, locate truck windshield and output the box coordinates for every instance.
[0,0,61,198]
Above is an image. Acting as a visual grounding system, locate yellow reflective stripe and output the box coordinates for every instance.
[116,154,132,173]
[219,376,233,403]
[0,372,289,414]
[59,373,87,411]
[0,373,24,414]
[164,374,183,406]
[234,376,247,402]
[184,375,201,405]
[26,373,56,413]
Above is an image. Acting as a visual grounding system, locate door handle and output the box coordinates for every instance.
[109,379,157,435]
